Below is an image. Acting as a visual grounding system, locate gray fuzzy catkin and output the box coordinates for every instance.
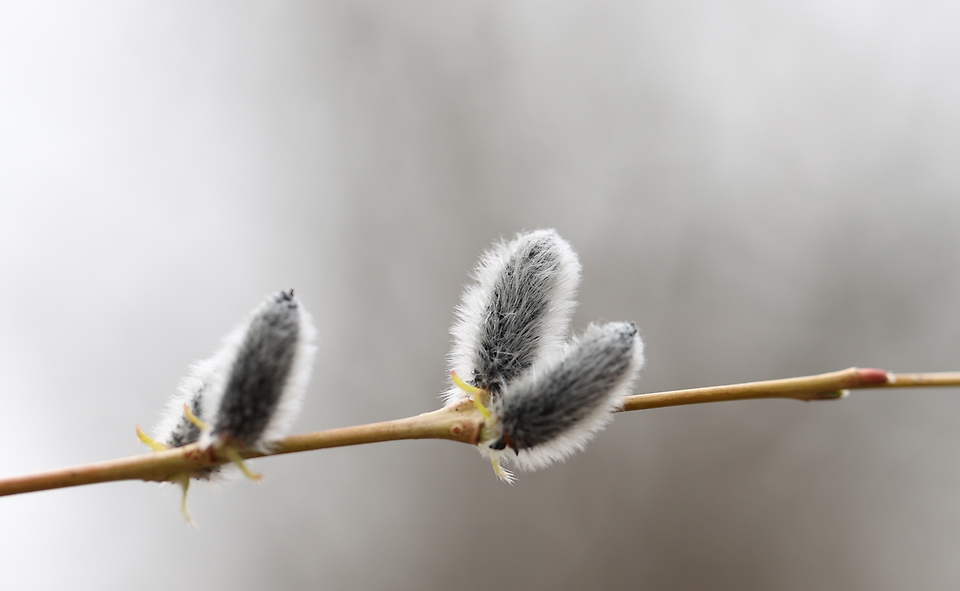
[166,392,204,448]
[445,229,581,405]
[489,322,644,472]
[152,358,220,478]
[154,356,217,449]
[199,290,317,452]
[150,290,316,467]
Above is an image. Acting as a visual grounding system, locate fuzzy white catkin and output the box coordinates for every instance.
[486,322,645,472]
[199,290,317,452]
[153,358,215,446]
[445,229,581,405]
[152,290,317,464]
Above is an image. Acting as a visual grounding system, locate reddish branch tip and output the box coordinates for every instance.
[856,368,891,385]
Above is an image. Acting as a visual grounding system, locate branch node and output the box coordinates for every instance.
[854,367,892,386]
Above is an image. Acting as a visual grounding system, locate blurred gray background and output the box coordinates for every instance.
[1,1,959,589]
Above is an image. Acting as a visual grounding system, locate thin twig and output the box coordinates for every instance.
[1,368,958,498]
[0,402,485,497]
[621,366,893,411]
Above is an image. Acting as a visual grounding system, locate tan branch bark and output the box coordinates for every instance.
[1,368,957,498]
[621,366,896,411]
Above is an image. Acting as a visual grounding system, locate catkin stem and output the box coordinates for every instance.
[0,368,957,498]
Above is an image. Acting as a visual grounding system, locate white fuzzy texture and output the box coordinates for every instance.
[484,322,645,472]
[149,291,317,467]
[260,306,317,447]
[197,292,317,452]
[152,357,217,448]
[445,229,581,405]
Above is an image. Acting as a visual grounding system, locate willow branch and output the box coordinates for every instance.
[2,367,958,498]
[0,402,485,497]
[622,366,906,411]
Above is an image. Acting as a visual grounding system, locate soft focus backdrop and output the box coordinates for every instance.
[2,2,960,589]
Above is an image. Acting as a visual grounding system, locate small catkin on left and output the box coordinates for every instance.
[198,289,317,454]
[154,358,214,450]
[146,290,316,467]
[141,290,316,523]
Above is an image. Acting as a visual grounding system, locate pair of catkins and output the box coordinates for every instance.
[141,230,643,520]
[445,229,644,482]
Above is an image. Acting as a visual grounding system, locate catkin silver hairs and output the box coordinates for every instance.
[446,230,644,482]
[138,289,317,523]
[445,229,581,405]
[197,289,317,456]
[153,359,213,450]
[487,322,644,473]
[145,357,221,480]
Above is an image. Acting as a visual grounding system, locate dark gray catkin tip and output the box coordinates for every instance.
[473,233,566,395]
[212,290,301,447]
[495,322,639,452]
